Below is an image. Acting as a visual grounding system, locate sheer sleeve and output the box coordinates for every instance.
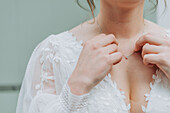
[16,34,90,113]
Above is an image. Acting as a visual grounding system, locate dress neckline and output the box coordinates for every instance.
[65,29,170,48]
[65,30,84,47]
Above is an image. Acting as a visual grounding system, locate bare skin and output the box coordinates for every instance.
[67,0,168,113]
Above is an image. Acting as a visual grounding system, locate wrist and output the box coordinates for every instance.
[67,78,91,96]
[59,81,90,112]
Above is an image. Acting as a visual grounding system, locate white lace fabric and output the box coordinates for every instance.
[16,29,170,113]
[59,82,89,112]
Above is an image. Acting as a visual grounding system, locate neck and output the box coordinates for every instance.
[97,0,145,39]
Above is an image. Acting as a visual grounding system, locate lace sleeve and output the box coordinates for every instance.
[16,34,90,113]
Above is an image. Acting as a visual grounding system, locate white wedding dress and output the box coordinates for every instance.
[16,29,170,113]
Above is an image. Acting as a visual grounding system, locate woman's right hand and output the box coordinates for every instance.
[68,34,123,95]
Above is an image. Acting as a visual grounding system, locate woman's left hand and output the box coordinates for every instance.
[134,32,170,79]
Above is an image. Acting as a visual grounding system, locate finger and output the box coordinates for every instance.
[108,52,123,65]
[135,33,165,51]
[103,43,118,54]
[142,43,163,58]
[91,33,106,42]
[143,54,161,65]
[84,34,106,47]
[98,34,118,47]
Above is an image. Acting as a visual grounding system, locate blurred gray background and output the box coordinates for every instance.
[0,0,169,113]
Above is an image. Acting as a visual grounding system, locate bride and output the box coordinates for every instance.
[16,0,170,113]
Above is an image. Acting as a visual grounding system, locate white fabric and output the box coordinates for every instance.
[16,29,170,113]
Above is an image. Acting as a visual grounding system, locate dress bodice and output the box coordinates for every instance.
[16,29,170,113]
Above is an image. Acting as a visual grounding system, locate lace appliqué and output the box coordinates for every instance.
[87,73,130,113]
[141,69,161,113]
[35,39,56,94]
[141,68,170,113]
[107,74,131,112]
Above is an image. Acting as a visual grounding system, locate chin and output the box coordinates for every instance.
[105,0,143,3]
[114,0,142,2]
[103,0,144,8]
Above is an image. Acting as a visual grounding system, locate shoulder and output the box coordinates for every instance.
[145,19,170,37]
[35,30,80,52]
[32,30,83,62]
[28,31,80,65]
[40,31,74,48]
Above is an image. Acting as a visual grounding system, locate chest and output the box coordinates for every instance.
[109,51,158,113]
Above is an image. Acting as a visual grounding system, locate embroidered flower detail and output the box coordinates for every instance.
[141,105,146,113]
[165,29,170,38]
[35,36,61,94]
[144,93,150,101]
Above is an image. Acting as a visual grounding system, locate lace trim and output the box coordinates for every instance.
[106,73,131,112]
[141,69,163,113]
[59,81,90,112]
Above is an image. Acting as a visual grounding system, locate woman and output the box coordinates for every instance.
[16,0,170,113]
